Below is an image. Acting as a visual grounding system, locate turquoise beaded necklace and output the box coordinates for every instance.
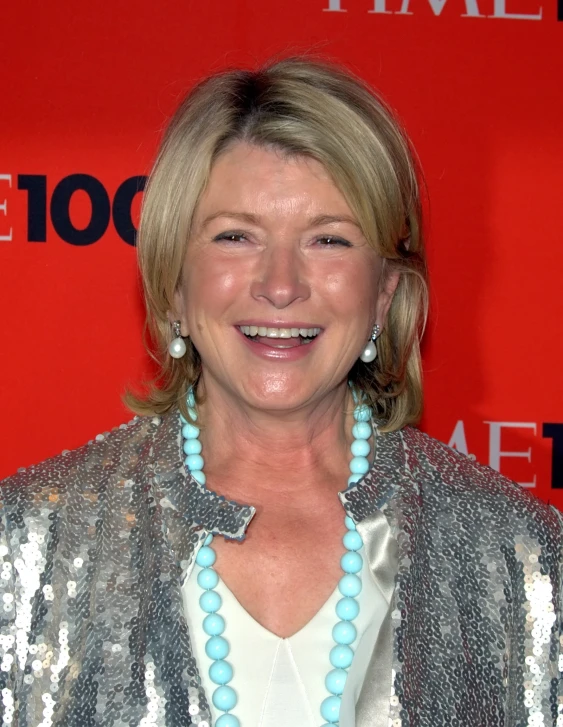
[181,387,373,727]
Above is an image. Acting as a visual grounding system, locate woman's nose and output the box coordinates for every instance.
[249,245,310,309]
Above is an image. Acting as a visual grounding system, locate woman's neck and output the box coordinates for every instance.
[195,379,357,504]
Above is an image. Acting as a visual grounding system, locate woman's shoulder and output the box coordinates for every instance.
[399,426,563,536]
[0,412,179,507]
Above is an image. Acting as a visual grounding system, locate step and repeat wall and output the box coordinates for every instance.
[1,1,562,503]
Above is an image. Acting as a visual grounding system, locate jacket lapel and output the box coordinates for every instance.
[144,413,255,726]
[340,427,422,727]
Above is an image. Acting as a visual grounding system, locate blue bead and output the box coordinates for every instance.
[196,546,216,568]
[343,530,363,552]
[344,516,356,530]
[353,404,372,422]
[212,685,237,711]
[209,659,233,685]
[332,620,357,645]
[338,573,362,597]
[203,613,225,636]
[325,668,348,696]
[191,470,206,485]
[216,715,240,727]
[183,438,202,455]
[340,551,362,574]
[186,454,204,471]
[349,456,369,475]
[320,694,341,722]
[199,590,222,613]
[336,596,360,621]
[347,474,362,486]
[188,406,198,422]
[182,423,200,439]
[352,421,372,440]
[197,567,219,590]
[205,635,230,660]
[204,533,214,546]
[350,439,370,457]
[330,644,354,669]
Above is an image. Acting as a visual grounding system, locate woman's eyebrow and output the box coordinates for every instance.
[200,211,361,229]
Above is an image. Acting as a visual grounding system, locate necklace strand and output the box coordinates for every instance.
[181,388,373,727]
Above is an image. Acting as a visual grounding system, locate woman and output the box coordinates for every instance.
[1,57,561,727]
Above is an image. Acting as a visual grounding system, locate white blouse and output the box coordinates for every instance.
[182,541,390,727]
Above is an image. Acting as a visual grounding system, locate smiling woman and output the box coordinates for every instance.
[131,60,427,431]
[156,142,399,416]
[1,56,563,727]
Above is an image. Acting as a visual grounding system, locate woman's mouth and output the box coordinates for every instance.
[237,325,321,348]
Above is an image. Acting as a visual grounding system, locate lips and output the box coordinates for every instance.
[234,324,322,360]
[252,335,306,348]
[237,324,321,345]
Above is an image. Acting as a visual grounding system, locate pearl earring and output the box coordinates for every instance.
[168,321,187,359]
[359,324,381,363]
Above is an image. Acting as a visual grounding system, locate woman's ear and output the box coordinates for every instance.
[375,268,400,329]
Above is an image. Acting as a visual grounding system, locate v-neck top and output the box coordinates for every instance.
[181,540,390,727]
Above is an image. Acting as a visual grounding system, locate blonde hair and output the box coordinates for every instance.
[128,55,428,431]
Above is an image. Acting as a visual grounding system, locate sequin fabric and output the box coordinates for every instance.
[0,414,254,727]
[0,411,561,726]
[341,427,563,726]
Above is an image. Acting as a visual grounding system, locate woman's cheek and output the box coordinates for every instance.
[322,267,374,309]
[187,262,245,312]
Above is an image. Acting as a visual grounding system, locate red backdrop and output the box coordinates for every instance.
[1,1,562,504]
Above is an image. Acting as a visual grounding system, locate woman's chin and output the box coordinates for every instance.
[229,379,318,413]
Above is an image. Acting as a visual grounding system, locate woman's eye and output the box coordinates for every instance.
[316,236,352,247]
[212,233,351,247]
[213,232,248,243]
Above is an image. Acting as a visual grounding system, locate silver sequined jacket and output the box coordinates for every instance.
[0,412,562,727]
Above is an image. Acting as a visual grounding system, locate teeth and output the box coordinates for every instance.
[266,328,292,338]
[239,326,321,338]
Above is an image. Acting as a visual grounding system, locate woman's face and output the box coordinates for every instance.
[174,142,397,412]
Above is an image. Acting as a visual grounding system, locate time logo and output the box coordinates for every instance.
[0,173,146,246]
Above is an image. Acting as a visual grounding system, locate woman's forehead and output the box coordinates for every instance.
[194,142,357,226]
